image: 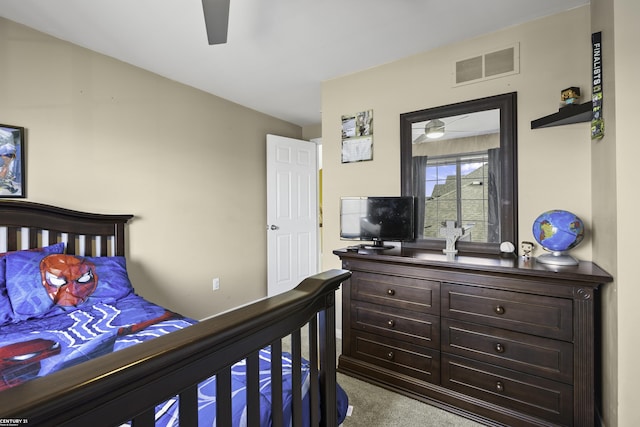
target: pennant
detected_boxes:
[591,32,604,139]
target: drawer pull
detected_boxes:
[387,319,395,328]
[387,289,395,296]
[496,381,505,392]
[386,351,394,360]
[495,343,505,353]
[494,305,505,315]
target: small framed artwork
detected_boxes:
[0,124,25,197]
[341,110,373,163]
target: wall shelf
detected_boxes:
[531,101,593,129]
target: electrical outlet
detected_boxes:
[212,277,220,291]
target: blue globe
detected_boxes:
[532,210,585,253]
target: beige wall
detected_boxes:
[591,0,619,425]
[322,7,594,268]
[302,123,322,141]
[321,4,639,426]
[0,18,302,320]
[322,8,593,267]
[610,1,640,426]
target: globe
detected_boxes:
[532,210,585,265]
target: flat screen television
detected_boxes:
[340,196,415,249]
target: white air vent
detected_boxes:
[454,43,519,86]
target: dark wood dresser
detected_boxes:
[334,247,613,427]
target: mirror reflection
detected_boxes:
[412,109,500,242]
[400,93,517,254]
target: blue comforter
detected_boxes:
[0,293,348,426]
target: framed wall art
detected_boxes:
[0,124,25,197]
[341,109,373,163]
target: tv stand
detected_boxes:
[362,241,393,250]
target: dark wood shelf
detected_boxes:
[531,101,593,129]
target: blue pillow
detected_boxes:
[0,242,65,325]
[5,251,133,321]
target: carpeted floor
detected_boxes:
[337,371,484,427]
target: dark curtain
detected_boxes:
[412,156,428,239]
[487,148,500,243]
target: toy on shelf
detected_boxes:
[560,86,581,108]
[520,241,535,259]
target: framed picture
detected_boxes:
[0,124,25,197]
[341,110,373,163]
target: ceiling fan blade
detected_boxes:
[202,0,230,45]
[413,134,429,144]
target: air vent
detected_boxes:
[454,43,519,86]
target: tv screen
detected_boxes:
[340,196,415,249]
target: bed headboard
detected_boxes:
[0,200,133,256]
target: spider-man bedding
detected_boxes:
[0,245,348,425]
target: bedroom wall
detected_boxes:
[604,1,640,425]
[590,0,619,425]
[321,6,594,297]
[0,18,302,320]
[321,5,636,426]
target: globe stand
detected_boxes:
[536,251,579,266]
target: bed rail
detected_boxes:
[1,269,351,426]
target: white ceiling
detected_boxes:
[0,0,588,126]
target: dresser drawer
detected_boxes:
[442,318,573,383]
[352,331,440,384]
[352,271,440,315]
[442,283,573,340]
[442,354,573,426]
[353,300,440,349]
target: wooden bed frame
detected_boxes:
[0,200,351,426]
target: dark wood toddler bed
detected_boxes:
[0,200,351,426]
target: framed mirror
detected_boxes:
[400,92,518,254]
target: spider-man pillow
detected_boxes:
[5,251,134,321]
[0,243,65,325]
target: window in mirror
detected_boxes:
[400,93,517,254]
[422,152,492,241]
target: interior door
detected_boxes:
[266,134,318,297]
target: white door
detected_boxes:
[267,134,318,297]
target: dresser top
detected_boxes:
[333,246,613,285]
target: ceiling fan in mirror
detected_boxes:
[412,115,472,144]
[411,110,500,144]
[202,0,231,45]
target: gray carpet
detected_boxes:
[337,371,484,427]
